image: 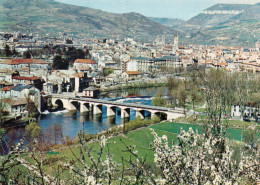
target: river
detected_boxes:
[5,87,168,144]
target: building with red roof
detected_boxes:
[74,59,97,70]
[12,75,44,91]
[0,86,14,99]
[0,59,49,70]
[121,71,142,81]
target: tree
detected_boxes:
[4,44,12,57]
[0,128,5,141]
[243,128,259,148]
[76,49,85,59]
[85,49,91,59]
[66,39,73,44]
[152,88,166,107]
[63,47,86,67]
[25,96,38,117]
[0,100,8,124]
[152,96,166,107]
[233,72,251,121]
[42,123,63,146]
[53,123,63,145]
[23,49,32,59]
[167,77,179,91]
[199,68,236,137]
[12,48,19,56]
[251,92,260,121]
[103,68,114,77]
[56,48,62,55]
[25,122,40,144]
[190,84,199,110]
[151,128,260,184]
[52,55,69,70]
[176,84,187,115]
[0,139,28,184]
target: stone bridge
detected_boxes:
[51,95,184,121]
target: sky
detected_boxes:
[56,0,260,20]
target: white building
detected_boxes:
[231,105,260,122]
[74,59,98,70]
[127,60,138,71]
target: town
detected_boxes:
[1,0,260,183]
[0,18,260,185]
[0,31,259,125]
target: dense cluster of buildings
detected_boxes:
[0,31,259,122]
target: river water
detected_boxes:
[5,87,168,144]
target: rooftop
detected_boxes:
[12,84,34,92]
[75,59,97,64]
[83,86,98,91]
[125,71,141,75]
[1,59,48,65]
[12,76,41,81]
[0,86,14,91]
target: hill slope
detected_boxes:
[149,17,184,28]
[181,4,251,33]
[0,0,179,41]
[181,3,260,47]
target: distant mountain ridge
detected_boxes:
[181,4,251,33]
[148,17,184,28]
[0,0,179,41]
[0,0,259,47]
[178,3,260,47]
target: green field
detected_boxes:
[151,122,260,141]
[56,127,178,165]
[18,121,260,180]
[50,121,260,165]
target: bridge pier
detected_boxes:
[151,112,156,119]
[136,110,145,119]
[93,104,102,115]
[80,103,90,113]
[67,101,77,111]
[121,108,130,118]
[107,106,116,117]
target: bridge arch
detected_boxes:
[136,109,152,119]
[154,112,168,120]
[53,99,64,110]
[70,101,80,110]
[122,108,131,117]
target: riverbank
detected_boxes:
[25,121,260,178]
[1,117,36,129]
[100,81,166,92]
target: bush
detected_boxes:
[124,116,160,133]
